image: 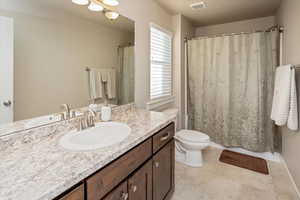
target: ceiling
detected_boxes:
[0,0,135,32]
[155,0,281,26]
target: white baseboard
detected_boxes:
[279,155,300,198]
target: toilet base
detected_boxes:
[175,147,204,167]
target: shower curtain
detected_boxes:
[118,46,135,105]
[187,31,279,152]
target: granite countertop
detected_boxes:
[0,108,177,200]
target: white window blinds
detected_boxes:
[150,25,172,100]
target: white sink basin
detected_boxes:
[59,122,131,151]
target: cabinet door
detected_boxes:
[153,141,174,200]
[59,184,84,200]
[87,139,152,200]
[102,181,128,200]
[128,159,152,200]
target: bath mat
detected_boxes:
[219,150,269,175]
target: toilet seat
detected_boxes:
[176,130,210,143]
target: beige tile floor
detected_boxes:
[170,147,300,200]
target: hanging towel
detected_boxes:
[88,68,116,100]
[89,69,103,99]
[287,68,298,130]
[271,65,298,130]
[97,71,104,98]
[107,69,116,99]
[100,69,116,99]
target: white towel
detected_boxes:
[107,69,116,99]
[271,65,298,130]
[99,69,116,99]
[89,69,103,99]
[287,68,298,130]
[97,71,104,98]
[89,68,116,100]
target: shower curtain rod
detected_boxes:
[184,25,284,42]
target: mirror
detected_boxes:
[0,0,135,132]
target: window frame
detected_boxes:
[148,23,174,110]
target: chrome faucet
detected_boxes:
[86,109,97,128]
[78,109,97,131]
[61,104,73,120]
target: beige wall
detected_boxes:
[173,14,195,129]
[118,0,173,108]
[277,0,300,191]
[195,16,276,36]
[0,11,133,120]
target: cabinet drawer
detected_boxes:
[87,139,152,200]
[153,123,175,153]
[58,184,84,200]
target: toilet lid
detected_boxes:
[176,130,210,143]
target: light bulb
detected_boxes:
[72,0,89,5]
[105,11,119,20]
[103,0,119,6]
[88,2,104,11]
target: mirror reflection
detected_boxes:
[0,0,135,126]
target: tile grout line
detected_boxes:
[279,154,300,199]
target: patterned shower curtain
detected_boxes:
[187,31,279,152]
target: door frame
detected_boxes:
[0,16,14,124]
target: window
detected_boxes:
[150,24,172,101]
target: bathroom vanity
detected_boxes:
[0,106,176,200]
[56,123,175,200]
[56,122,175,200]
[0,2,176,200]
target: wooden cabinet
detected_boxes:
[128,159,152,200]
[102,181,128,200]
[153,141,174,200]
[87,139,152,200]
[58,184,84,200]
[103,159,153,200]
[56,123,175,200]
[153,123,175,153]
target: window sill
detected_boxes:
[146,96,175,110]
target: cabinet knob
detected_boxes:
[121,192,128,200]
[154,161,159,168]
[131,185,137,193]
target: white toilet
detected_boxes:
[174,129,210,167]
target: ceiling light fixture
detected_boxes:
[88,2,104,11]
[103,0,119,6]
[105,11,119,20]
[72,0,89,5]
[190,1,207,10]
[72,0,120,20]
